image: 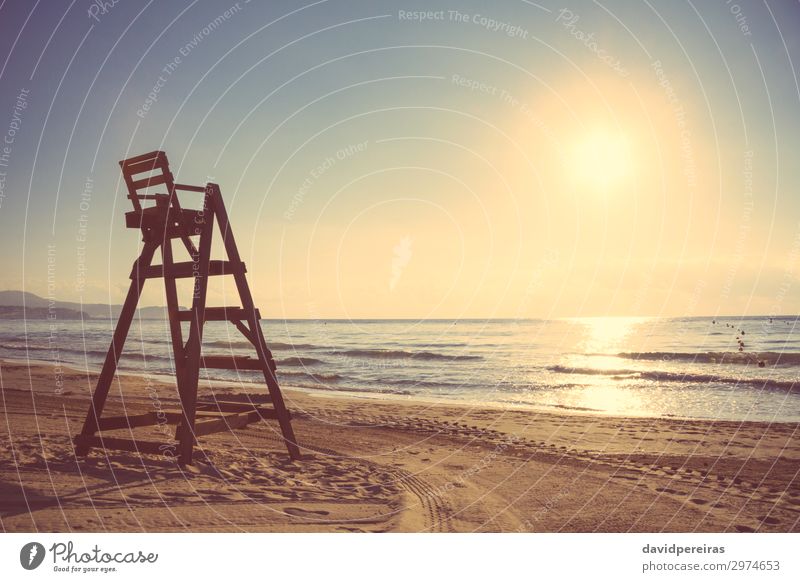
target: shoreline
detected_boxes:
[4,357,795,426]
[1,358,798,532]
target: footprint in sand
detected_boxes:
[615,475,639,482]
[689,498,708,505]
[759,515,781,525]
[734,524,755,532]
[284,507,330,517]
[655,487,679,494]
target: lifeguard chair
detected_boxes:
[74,150,300,465]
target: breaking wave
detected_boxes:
[548,365,797,392]
[332,348,481,361]
[617,351,800,366]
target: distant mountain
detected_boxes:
[0,305,90,320]
[0,290,180,319]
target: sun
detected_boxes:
[569,130,633,191]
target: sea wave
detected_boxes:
[410,342,469,348]
[382,377,479,390]
[286,382,414,396]
[617,351,800,366]
[0,342,176,363]
[277,356,324,367]
[548,365,797,392]
[206,340,253,349]
[268,341,322,350]
[206,340,322,351]
[0,342,46,352]
[278,370,342,383]
[332,348,481,361]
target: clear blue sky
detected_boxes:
[0,0,798,318]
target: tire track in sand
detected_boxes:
[236,429,454,532]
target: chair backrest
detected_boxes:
[119,150,175,212]
[119,151,203,256]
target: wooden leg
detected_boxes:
[161,221,186,377]
[175,191,214,465]
[75,241,158,455]
[160,235,186,450]
[252,316,302,459]
[209,186,301,460]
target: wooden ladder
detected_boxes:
[74,150,300,465]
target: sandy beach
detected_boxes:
[1,359,798,533]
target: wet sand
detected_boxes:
[1,359,798,532]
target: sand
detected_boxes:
[1,359,798,532]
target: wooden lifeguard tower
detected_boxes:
[74,150,300,465]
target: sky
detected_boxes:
[0,0,798,319]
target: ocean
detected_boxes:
[1,315,798,422]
